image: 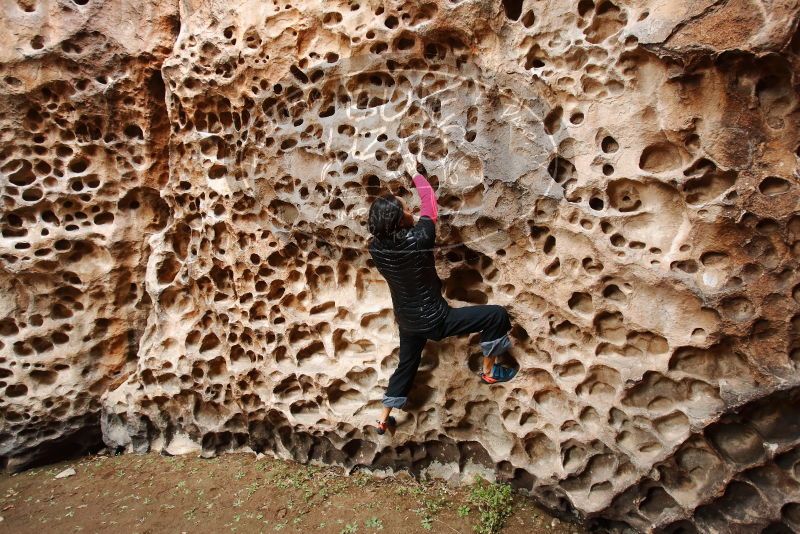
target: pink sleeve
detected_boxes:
[412,174,438,222]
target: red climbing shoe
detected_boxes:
[480,364,517,384]
[376,415,396,435]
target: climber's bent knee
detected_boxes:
[478,306,511,348]
[493,306,511,331]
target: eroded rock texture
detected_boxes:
[3,0,800,530]
[0,0,178,468]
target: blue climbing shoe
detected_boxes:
[480,363,517,384]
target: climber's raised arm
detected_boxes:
[412,173,438,223]
[402,152,438,223]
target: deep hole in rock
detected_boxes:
[502,0,523,21]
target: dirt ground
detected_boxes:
[0,451,583,534]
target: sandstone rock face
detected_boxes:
[0,0,178,467]
[3,0,800,530]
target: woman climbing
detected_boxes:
[367,155,517,435]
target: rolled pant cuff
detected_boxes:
[480,334,511,357]
[382,395,407,408]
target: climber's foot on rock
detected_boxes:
[480,363,517,384]
[376,415,396,435]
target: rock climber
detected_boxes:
[367,155,518,435]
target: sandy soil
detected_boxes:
[0,452,583,534]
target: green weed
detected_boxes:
[468,477,514,534]
[409,482,449,532]
[364,516,383,530]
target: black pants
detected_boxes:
[382,304,512,409]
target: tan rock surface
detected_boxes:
[0,0,178,468]
[3,0,800,530]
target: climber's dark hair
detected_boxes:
[368,194,404,238]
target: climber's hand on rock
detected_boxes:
[401,152,418,178]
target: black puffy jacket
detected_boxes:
[368,216,449,333]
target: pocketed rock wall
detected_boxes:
[3,0,800,530]
[0,0,178,469]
